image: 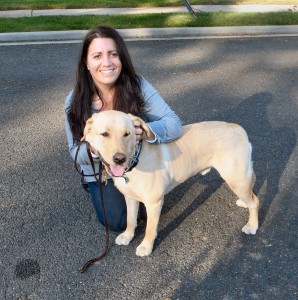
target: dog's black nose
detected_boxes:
[113,153,126,165]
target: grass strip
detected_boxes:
[0,1,296,10]
[0,12,297,33]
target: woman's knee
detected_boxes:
[88,180,127,232]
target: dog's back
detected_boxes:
[133,121,251,195]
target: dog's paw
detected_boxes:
[236,199,248,208]
[136,241,153,257]
[115,232,134,246]
[242,223,258,235]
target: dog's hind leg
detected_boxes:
[234,189,259,235]
[216,154,259,235]
[115,198,139,246]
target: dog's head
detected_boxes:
[81,110,150,177]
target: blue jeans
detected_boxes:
[88,179,127,232]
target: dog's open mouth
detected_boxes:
[109,164,126,177]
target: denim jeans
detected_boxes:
[88,179,127,232]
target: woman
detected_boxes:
[65,26,182,232]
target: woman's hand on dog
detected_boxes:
[134,120,143,142]
[133,120,155,142]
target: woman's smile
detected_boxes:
[86,37,122,89]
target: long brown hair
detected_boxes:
[67,26,145,142]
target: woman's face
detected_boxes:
[86,37,122,91]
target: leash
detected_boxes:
[73,140,142,273]
[74,141,110,273]
[74,141,104,182]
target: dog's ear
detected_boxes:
[81,117,94,141]
[128,114,152,139]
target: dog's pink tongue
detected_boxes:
[110,165,125,177]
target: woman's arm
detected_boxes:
[140,76,183,144]
[65,91,96,165]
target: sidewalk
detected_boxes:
[0,5,297,18]
[0,5,298,43]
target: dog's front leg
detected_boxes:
[136,198,163,257]
[115,198,139,246]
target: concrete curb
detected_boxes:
[1,26,298,43]
[0,5,297,18]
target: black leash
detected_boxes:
[74,141,110,273]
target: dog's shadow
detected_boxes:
[152,92,296,249]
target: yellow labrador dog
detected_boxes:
[82,110,259,257]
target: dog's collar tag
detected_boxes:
[119,176,128,185]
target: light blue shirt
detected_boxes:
[65,76,183,182]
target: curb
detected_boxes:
[1,26,298,43]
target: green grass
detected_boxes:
[0,12,297,33]
[0,1,297,33]
[0,0,296,10]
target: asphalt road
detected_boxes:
[1,36,297,300]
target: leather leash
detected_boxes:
[74,141,110,273]
[73,140,142,273]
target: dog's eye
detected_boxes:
[124,132,130,137]
[101,132,109,137]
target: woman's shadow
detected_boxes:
[153,92,296,247]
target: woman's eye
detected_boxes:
[110,52,118,58]
[101,132,109,137]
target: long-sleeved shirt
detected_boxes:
[65,76,183,182]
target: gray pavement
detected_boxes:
[0,5,298,43]
[1,34,297,300]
